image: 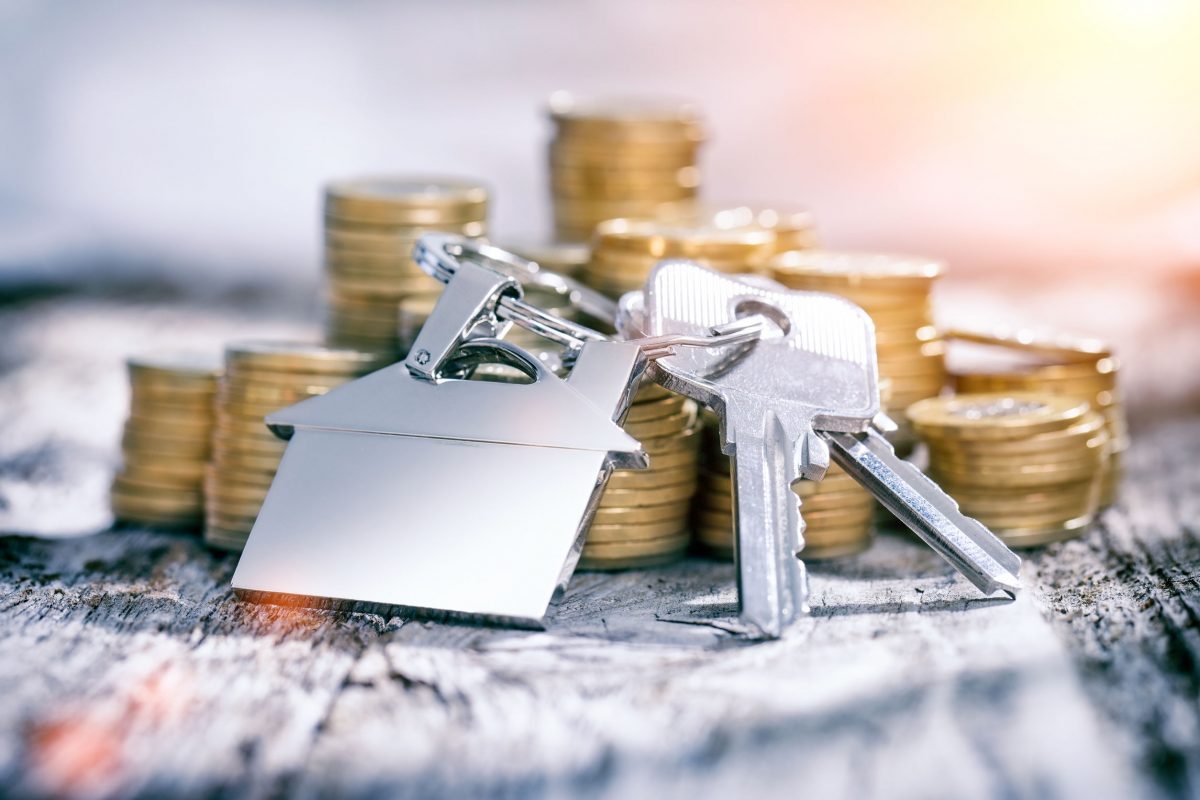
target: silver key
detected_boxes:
[631,262,882,636]
[632,261,1021,637]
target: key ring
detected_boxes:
[413,233,765,354]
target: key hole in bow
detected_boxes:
[733,299,791,339]
[439,340,539,385]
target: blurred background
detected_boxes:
[3,0,1200,287]
[1,0,1199,421]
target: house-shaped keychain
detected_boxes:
[231,260,651,628]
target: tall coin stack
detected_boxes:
[583,219,777,298]
[204,342,390,552]
[323,177,489,355]
[112,355,222,529]
[769,251,946,449]
[945,329,1127,506]
[692,412,876,560]
[908,393,1110,547]
[578,384,701,570]
[547,93,704,242]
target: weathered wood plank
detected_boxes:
[0,292,1195,799]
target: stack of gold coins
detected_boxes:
[692,413,876,560]
[578,384,701,570]
[111,354,222,529]
[945,329,1128,505]
[323,177,489,355]
[708,205,819,253]
[547,93,704,241]
[908,393,1110,546]
[583,218,777,298]
[769,251,945,449]
[204,342,391,552]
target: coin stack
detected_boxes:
[204,342,391,552]
[111,355,222,529]
[908,393,1110,547]
[708,205,819,253]
[578,384,701,570]
[547,93,705,241]
[945,329,1128,506]
[323,177,489,355]
[583,218,778,298]
[692,413,876,560]
[770,251,945,449]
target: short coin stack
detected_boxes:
[111,354,222,529]
[579,384,701,570]
[945,329,1127,506]
[908,393,1110,547]
[205,342,391,552]
[324,177,489,355]
[583,219,778,299]
[770,251,945,450]
[547,93,705,241]
[692,414,876,560]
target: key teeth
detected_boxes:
[800,431,829,481]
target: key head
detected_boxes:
[640,260,881,438]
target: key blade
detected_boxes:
[824,429,1022,597]
[731,408,810,638]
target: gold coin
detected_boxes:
[204,472,269,503]
[641,425,701,455]
[205,510,259,533]
[220,367,360,390]
[586,519,688,543]
[121,434,211,460]
[592,501,690,526]
[623,407,696,439]
[606,466,696,491]
[706,205,816,253]
[908,393,1090,441]
[973,503,1097,530]
[805,537,873,561]
[993,514,1094,547]
[206,464,276,489]
[206,494,267,520]
[128,391,216,416]
[218,379,324,408]
[111,475,202,505]
[119,453,207,481]
[203,526,248,552]
[117,462,204,489]
[211,431,286,458]
[929,442,1107,473]
[929,411,1106,457]
[111,488,203,516]
[211,446,282,473]
[956,489,1098,519]
[944,328,1112,364]
[769,250,941,291]
[581,531,691,559]
[127,352,222,387]
[598,482,696,507]
[803,504,876,527]
[645,449,700,470]
[125,410,213,434]
[623,395,688,423]
[593,218,774,261]
[225,341,390,376]
[324,177,488,225]
[931,460,1101,490]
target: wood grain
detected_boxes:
[0,293,1196,799]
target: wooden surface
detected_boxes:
[0,290,1198,799]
